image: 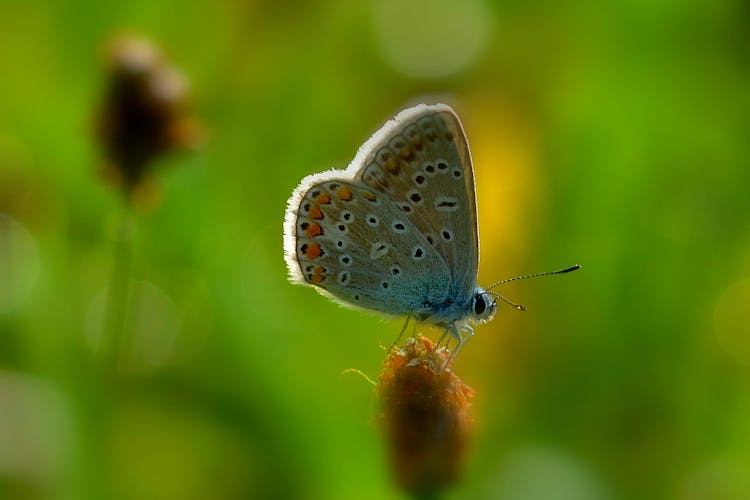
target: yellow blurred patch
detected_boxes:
[464,96,541,279]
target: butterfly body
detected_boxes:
[283,104,497,348]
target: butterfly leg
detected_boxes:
[436,327,452,348]
[388,313,414,353]
[444,324,474,369]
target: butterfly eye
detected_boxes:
[473,295,486,316]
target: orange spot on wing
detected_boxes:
[316,193,331,204]
[399,148,414,162]
[337,186,353,201]
[385,159,400,174]
[304,242,322,259]
[311,266,326,283]
[305,223,323,237]
[309,204,324,219]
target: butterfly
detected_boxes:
[283,103,577,355]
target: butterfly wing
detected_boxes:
[284,175,452,317]
[355,104,479,305]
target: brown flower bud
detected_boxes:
[377,336,474,497]
[96,35,199,197]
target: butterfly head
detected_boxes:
[470,288,498,324]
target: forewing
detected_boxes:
[355,104,479,302]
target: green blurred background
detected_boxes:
[1,1,749,499]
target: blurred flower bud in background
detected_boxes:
[96,34,200,202]
[377,336,474,497]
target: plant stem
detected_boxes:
[102,203,135,372]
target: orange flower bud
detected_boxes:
[377,336,474,496]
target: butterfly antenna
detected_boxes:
[486,264,581,291]
[486,291,527,311]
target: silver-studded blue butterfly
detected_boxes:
[283,104,577,354]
